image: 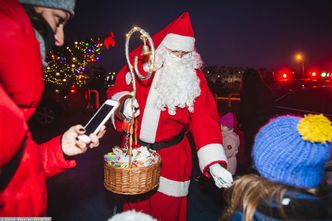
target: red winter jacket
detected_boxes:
[0,0,76,216]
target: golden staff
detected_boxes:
[124,27,155,166]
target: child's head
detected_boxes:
[220,112,234,131]
[253,114,332,189]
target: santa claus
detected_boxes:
[107,12,233,221]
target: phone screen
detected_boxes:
[85,103,115,134]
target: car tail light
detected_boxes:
[307,69,319,79]
[276,68,292,81]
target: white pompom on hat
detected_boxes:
[108,210,157,221]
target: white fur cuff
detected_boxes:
[197,144,228,173]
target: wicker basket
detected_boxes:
[104,116,161,195]
[104,155,161,195]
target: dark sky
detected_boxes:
[65,0,332,73]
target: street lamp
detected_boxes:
[294,53,305,75]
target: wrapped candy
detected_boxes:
[105,146,160,168]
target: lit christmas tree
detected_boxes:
[44,32,115,92]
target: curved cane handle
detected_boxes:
[125,26,155,95]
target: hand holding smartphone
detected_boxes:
[78,99,119,143]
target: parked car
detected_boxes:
[273,86,332,119]
[29,84,88,126]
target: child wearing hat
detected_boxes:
[221,114,332,221]
[220,112,240,175]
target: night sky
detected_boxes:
[65,0,332,73]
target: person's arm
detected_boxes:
[39,135,76,178]
[106,66,135,131]
[189,70,226,172]
[189,70,233,188]
[40,125,106,178]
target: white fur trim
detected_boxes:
[125,72,132,85]
[157,176,190,197]
[108,210,157,221]
[162,33,195,52]
[110,91,131,128]
[197,144,228,173]
[111,91,132,102]
[139,73,161,143]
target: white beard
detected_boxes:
[153,48,202,115]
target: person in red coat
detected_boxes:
[107,12,233,221]
[0,0,105,216]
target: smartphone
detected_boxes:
[78,99,119,143]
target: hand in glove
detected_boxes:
[123,98,140,119]
[209,164,233,188]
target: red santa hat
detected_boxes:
[130,12,195,59]
[154,12,195,52]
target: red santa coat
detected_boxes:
[107,65,227,221]
[0,1,76,216]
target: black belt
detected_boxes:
[138,128,187,150]
[0,135,26,191]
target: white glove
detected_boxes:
[209,164,233,188]
[123,98,140,119]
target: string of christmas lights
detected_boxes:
[44,37,105,89]
[43,32,115,95]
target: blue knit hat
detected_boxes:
[19,0,75,15]
[253,114,332,188]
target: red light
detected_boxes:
[307,69,319,79]
[276,68,291,81]
[68,85,78,95]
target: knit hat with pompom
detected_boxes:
[253,114,332,188]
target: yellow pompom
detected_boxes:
[297,114,332,143]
